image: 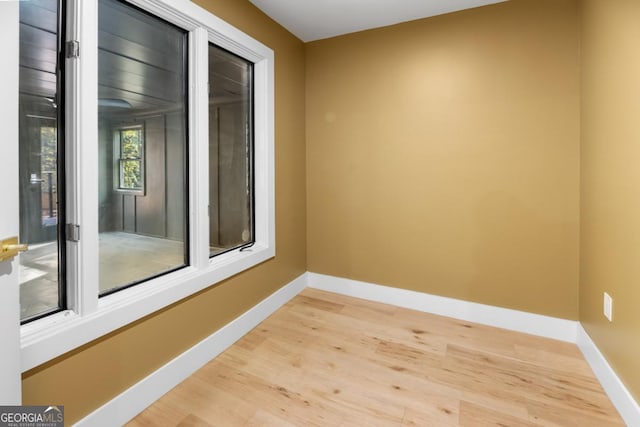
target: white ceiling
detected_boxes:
[248,0,508,42]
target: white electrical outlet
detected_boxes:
[603,292,613,322]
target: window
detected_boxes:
[116,126,144,193]
[98,0,189,295]
[19,0,275,372]
[18,0,64,323]
[209,45,254,256]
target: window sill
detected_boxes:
[114,188,146,197]
[20,243,274,372]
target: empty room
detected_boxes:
[0,0,639,425]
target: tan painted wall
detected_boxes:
[581,0,640,402]
[20,1,306,423]
[306,0,581,319]
[26,0,640,422]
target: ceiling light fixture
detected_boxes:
[98,98,132,108]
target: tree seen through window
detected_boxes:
[119,127,143,191]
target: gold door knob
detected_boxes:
[0,236,28,262]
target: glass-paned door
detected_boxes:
[0,0,24,403]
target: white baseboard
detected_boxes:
[75,273,309,427]
[577,324,640,426]
[307,272,578,342]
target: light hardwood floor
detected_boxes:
[127,289,624,426]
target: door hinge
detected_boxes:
[66,224,80,242]
[66,40,80,59]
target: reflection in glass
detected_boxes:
[117,127,144,191]
[18,0,63,321]
[98,0,188,295]
[209,45,254,257]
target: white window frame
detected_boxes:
[20,0,275,372]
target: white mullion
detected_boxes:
[189,28,210,269]
[252,55,275,251]
[71,0,99,314]
[64,0,81,313]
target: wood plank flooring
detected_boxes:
[127,289,624,426]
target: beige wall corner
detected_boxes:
[306,0,580,319]
[20,0,307,424]
[580,0,640,404]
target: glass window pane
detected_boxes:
[98,0,188,295]
[121,128,142,158]
[209,45,254,257]
[19,0,63,322]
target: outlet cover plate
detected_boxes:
[604,292,613,322]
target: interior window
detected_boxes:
[97,0,188,295]
[209,44,254,257]
[116,126,145,193]
[18,0,64,322]
[17,0,275,366]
